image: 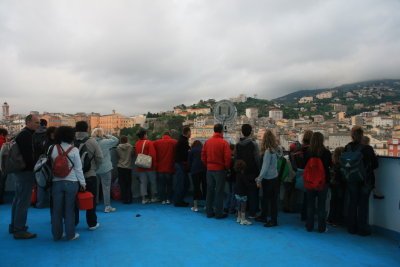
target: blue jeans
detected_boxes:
[158,172,173,201]
[51,180,79,240]
[10,171,35,233]
[36,186,49,208]
[224,181,237,211]
[174,163,189,203]
[206,170,226,217]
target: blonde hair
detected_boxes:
[91,128,104,138]
[261,130,278,154]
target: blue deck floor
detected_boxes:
[1,200,399,267]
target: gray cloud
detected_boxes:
[1,0,400,115]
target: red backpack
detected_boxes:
[303,157,325,190]
[52,144,74,178]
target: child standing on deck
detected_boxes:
[235,160,252,225]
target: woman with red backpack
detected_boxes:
[51,126,86,241]
[303,132,332,233]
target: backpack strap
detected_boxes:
[141,140,147,154]
[57,144,75,168]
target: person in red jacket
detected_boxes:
[0,128,9,204]
[135,130,158,204]
[201,124,232,219]
[154,132,177,204]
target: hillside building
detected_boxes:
[298,97,313,104]
[388,138,400,157]
[269,109,283,121]
[246,107,258,119]
[316,91,333,99]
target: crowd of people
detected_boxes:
[0,115,380,241]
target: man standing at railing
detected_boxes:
[9,115,40,239]
[202,123,232,219]
[345,126,376,236]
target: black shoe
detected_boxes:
[207,213,215,218]
[348,229,357,235]
[357,230,371,236]
[373,194,384,200]
[174,202,189,207]
[255,216,267,223]
[215,214,228,219]
[264,221,278,227]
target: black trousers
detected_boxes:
[191,172,207,201]
[247,183,259,217]
[306,187,328,232]
[328,184,345,224]
[118,167,132,203]
[283,181,296,212]
[347,182,373,234]
[75,176,98,227]
[261,178,280,223]
[0,172,7,203]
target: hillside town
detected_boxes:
[2,81,400,157]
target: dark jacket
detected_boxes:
[188,146,206,175]
[344,142,377,185]
[175,135,190,164]
[304,147,332,183]
[16,127,35,171]
[234,137,260,177]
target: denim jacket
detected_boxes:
[257,150,280,184]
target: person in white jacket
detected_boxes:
[51,126,86,241]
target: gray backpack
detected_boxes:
[0,131,27,174]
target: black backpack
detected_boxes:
[74,137,93,173]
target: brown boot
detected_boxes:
[13,232,37,239]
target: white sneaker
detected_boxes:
[142,199,149,204]
[88,223,100,231]
[151,197,160,203]
[69,233,80,241]
[104,206,116,213]
[161,201,166,205]
[191,207,199,212]
[166,200,171,204]
[236,217,241,223]
[240,219,253,225]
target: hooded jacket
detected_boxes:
[235,137,261,177]
[95,135,119,175]
[154,135,177,173]
[116,143,133,169]
[75,132,104,178]
[201,133,231,171]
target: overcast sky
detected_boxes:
[1,0,400,116]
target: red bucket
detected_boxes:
[77,191,94,210]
